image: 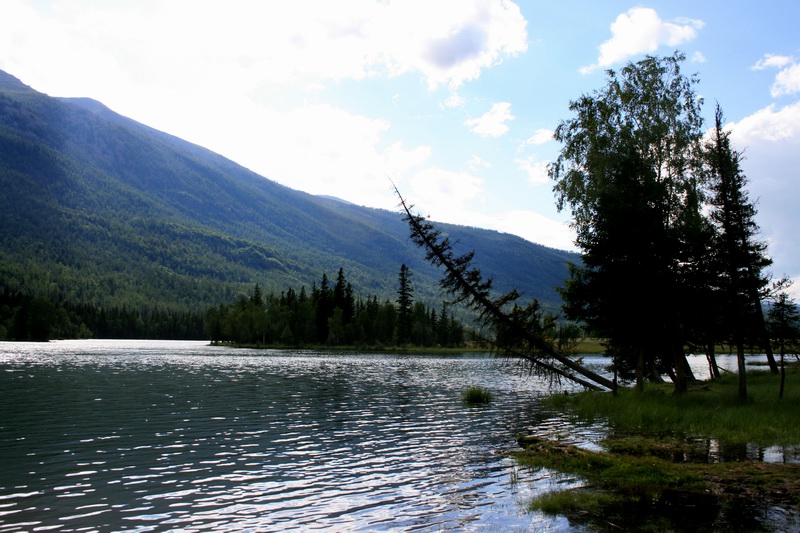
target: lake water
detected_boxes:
[1,340,609,532]
[0,340,796,532]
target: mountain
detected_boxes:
[0,70,578,313]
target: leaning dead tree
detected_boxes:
[395,185,615,391]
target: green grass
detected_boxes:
[571,337,607,354]
[462,385,492,405]
[546,365,800,446]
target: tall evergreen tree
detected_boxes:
[333,269,348,318]
[314,274,332,344]
[396,264,414,345]
[251,284,264,307]
[705,104,777,398]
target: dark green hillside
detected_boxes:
[0,69,577,315]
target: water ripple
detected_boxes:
[0,340,607,531]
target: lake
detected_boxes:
[0,340,795,532]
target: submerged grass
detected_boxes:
[462,385,492,405]
[519,437,800,514]
[531,488,624,516]
[517,437,705,497]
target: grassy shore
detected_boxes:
[515,364,800,529]
[570,337,777,356]
[571,337,607,354]
[547,365,800,444]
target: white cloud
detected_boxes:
[385,141,433,174]
[467,155,492,171]
[200,102,433,211]
[465,102,514,137]
[772,63,800,97]
[524,128,553,145]
[491,210,576,250]
[752,53,795,71]
[516,156,550,185]
[403,166,575,250]
[581,7,704,74]
[408,167,485,221]
[403,167,575,250]
[442,91,466,109]
[691,51,707,64]
[729,102,800,143]
[0,0,527,101]
[727,102,800,290]
[749,54,800,98]
[360,0,528,90]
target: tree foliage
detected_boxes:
[204,268,465,348]
[549,53,774,395]
[704,105,777,397]
[396,264,414,345]
[0,286,205,341]
[549,53,706,392]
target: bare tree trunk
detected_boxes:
[612,352,618,396]
[648,359,665,383]
[750,287,779,374]
[636,348,645,392]
[737,340,747,400]
[707,340,721,380]
[779,344,786,400]
[674,345,688,395]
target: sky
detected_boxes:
[2,1,800,291]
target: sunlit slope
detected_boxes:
[0,70,577,310]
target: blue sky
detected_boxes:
[2,1,800,290]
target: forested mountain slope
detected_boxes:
[0,70,577,312]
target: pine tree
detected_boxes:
[705,104,776,398]
[396,264,414,345]
[251,284,263,307]
[314,274,332,344]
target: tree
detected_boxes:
[705,104,777,401]
[673,181,723,380]
[549,52,704,393]
[333,268,355,325]
[396,264,414,345]
[394,184,615,391]
[437,302,450,347]
[376,299,397,345]
[767,284,800,399]
[251,284,264,307]
[313,274,332,344]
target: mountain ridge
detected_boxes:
[0,69,577,313]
